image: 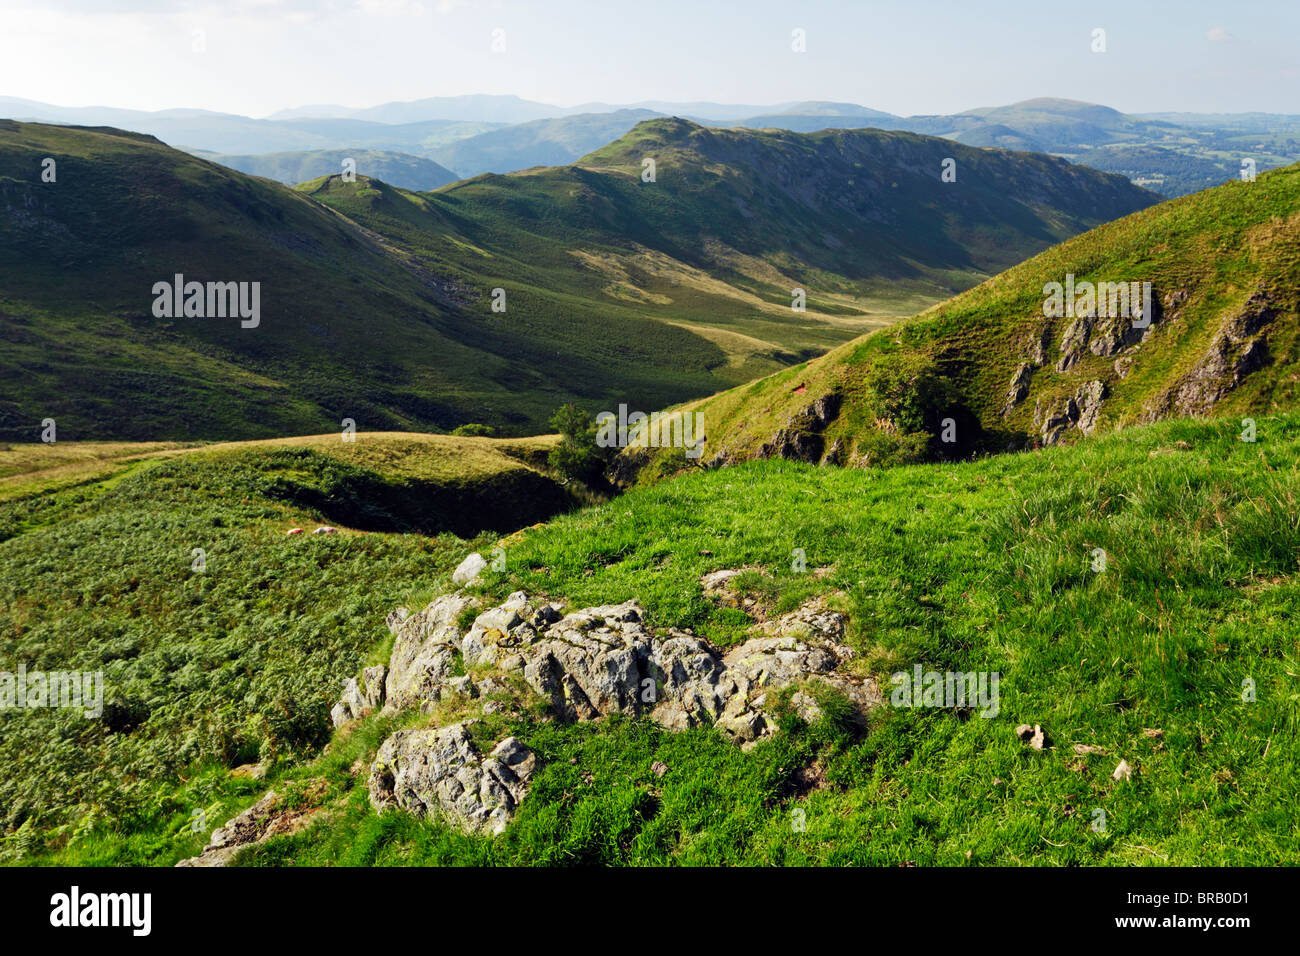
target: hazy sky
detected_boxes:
[1,0,1296,117]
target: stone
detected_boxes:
[368,723,536,835]
[176,790,322,866]
[1002,362,1034,416]
[452,552,488,585]
[360,581,886,832]
[383,594,477,712]
[1016,723,1048,749]
[1040,381,1107,445]
[1074,380,1107,435]
[1143,289,1275,421]
[330,664,387,727]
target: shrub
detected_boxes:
[546,404,609,484]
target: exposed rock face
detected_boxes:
[755,392,842,464]
[1144,291,1276,420]
[1074,379,1108,434]
[821,436,846,466]
[1041,380,1108,445]
[176,789,322,867]
[1055,314,1095,373]
[757,427,823,463]
[1025,327,1050,367]
[384,593,478,712]
[1002,362,1034,416]
[369,724,536,835]
[449,591,872,737]
[1087,314,1145,358]
[330,665,387,727]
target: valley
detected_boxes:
[2,71,1298,875]
[0,117,1154,442]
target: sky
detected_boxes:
[0,0,1296,118]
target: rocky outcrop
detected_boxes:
[1074,379,1108,434]
[755,392,842,464]
[368,724,536,835]
[1041,380,1108,446]
[756,428,823,463]
[383,593,478,712]
[1087,314,1145,358]
[1144,290,1276,420]
[1055,314,1095,373]
[176,789,323,867]
[351,584,879,833]
[1002,362,1034,416]
[1025,327,1050,367]
[821,436,846,466]
[330,665,387,727]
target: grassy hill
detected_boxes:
[430,109,661,177]
[9,410,1298,865]
[193,148,460,192]
[620,159,1300,482]
[0,429,574,860]
[305,117,1154,374]
[0,118,1155,442]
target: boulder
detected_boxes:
[368,723,536,835]
[384,594,477,712]
[361,587,883,830]
[452,552,488,585]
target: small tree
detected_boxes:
[547,404,607,484]
[451,423,497,437]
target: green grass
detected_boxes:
[0,432,580,864]
[0,118,1153,442]
[632,158,1300,478]
[20,410,1293,866]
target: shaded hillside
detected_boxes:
[0,119,1155,441]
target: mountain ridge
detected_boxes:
[0,117,1157,441]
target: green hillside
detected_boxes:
[430,109,661,176]
[193,148,460,192]
[621,159,1300,481]
[0,118,1155,442]
[8,411,1297,865]
[0,429,571,858]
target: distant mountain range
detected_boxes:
[0,117,1155,441]
[5,94,1298,196]
[192,148,459,192]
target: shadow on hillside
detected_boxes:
[253,451,576,537]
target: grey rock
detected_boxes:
[452,552,488,585]
[177,791,308,867]
[1040,381,1107,445]
[1002,362,1034,416]
[1026,327,1050,366]
[1075,380,1107,435]
[384,594,477,711]
[1144,291,1276,420]
[330,664,388,727]
[369,723,536,834]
